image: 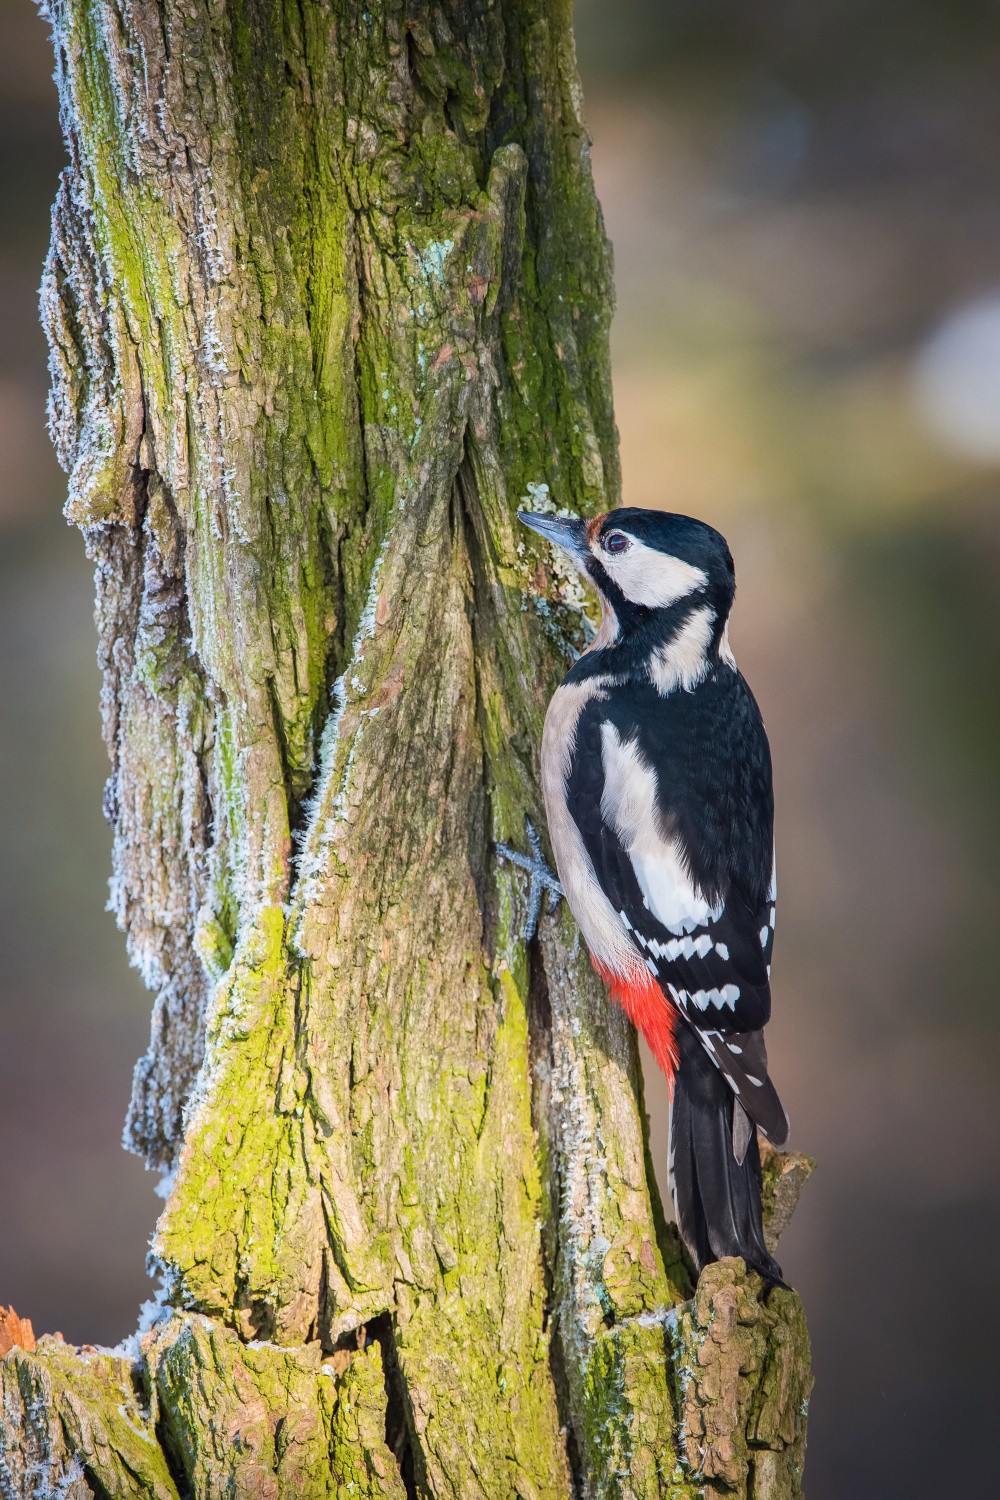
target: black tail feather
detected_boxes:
[671,1020,785,1287]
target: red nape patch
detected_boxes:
[592,957,679,1090]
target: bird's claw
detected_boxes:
[496,817,564,941]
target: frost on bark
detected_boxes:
[2,1,813,1495]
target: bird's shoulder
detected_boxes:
[565,661,772,908]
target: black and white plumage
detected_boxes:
[519,505,789,1285]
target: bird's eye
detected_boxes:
[603,531,630,555]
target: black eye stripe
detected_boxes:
[603,531,629,554]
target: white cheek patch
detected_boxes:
[594,535,708,609]
[599,722,723,935]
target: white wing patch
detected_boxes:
[599,722,724,936]
[593,535,708,610]
[629,930,717,961]
[687,985,740,1012]
[665,980,740,1016]
[647,606,716,696]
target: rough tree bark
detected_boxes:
[1,2,813,1496]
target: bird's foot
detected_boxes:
[496,817,563,941]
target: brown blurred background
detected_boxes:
[2,1,999,1494]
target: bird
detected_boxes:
[514,505,789,1286]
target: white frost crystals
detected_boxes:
[175,530,394,1142]
[290,534,393,933]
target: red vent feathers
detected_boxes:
[591,958,679,1088]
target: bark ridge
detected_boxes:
[4,1,812,1495]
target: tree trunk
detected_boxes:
[1,2,813,1496]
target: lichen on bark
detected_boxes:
[4,1,813,1494]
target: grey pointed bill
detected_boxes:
[517,510,589,560]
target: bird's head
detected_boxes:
[518,507,736,661]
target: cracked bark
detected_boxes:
[1,2,813,1495]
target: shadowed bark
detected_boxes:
[1,2,812,1495]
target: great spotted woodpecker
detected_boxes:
[516,506,789,1285]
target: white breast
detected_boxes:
[541,679,643,980]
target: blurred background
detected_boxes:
[1,1,999,1494]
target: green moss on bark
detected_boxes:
[0,1339,181,1499]
[25,1,813,1494]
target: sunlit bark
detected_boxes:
[0,3,812,1495]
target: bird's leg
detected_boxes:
[496,817,564,941]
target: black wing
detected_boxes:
[566,669,789,1146]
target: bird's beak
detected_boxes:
[517,511,589,561]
